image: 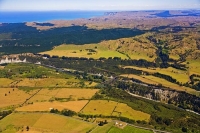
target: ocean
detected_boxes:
[0,11,105,23]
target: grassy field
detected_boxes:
[81,100,150,121]
[16,100,89,112]
[0,112,96,133]
[123,66,189,84]
[17,78,96,88]
[41,44,128,59]
[40,36,157,61]
[188,59,200,75]
[0,88,31,108]
[108,125,153,133]
[91,121,114,133]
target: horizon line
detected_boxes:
[1,9,200,12]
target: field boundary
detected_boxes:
[79,100,91,113]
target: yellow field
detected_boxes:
[27,88,99,103]
[16,78,95,88]
[143,75,196,93]
[121,74,196,94]
[0,88,31,108]
[120,74,159,85]
[16,100,89,112]
[114,103,150,121]
[27,94,52,103]
[81,100,118,116]
[0,78,14,87]
[0,113,95,133]
[123,66,189,84]
[55,88,99,100]
[81,100,150,121]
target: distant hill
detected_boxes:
[0,10,200,62]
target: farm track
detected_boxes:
[110,102,119,116]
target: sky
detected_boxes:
[0,0,200,11]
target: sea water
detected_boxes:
[0,11,105,23]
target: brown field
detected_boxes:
[81,100,150,121]
[0,113,95,133]
[0,88,31,108]
[114,103,150,121]
[27,88,99,103]
[16,100,89,112]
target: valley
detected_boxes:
[0,10,200,133]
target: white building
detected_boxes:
[0,57,26,64]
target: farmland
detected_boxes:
[0,78,13,87]
[0,88,32,108]
[143,75,195,93]
[26,88,99,102]
[81,100,118,116]
[0,112,96,133]
[91,121,114,133]
[81,100,150,121]
[123,66,189,84]
[15,100,89,112]
[113,103,150,121]
[120,74,196,94]
[108,125,153,133]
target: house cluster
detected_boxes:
[0,57,26,64]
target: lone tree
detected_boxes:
[182,127,187,132]
[26,126,29,131]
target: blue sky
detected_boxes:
[0,0,200,11]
